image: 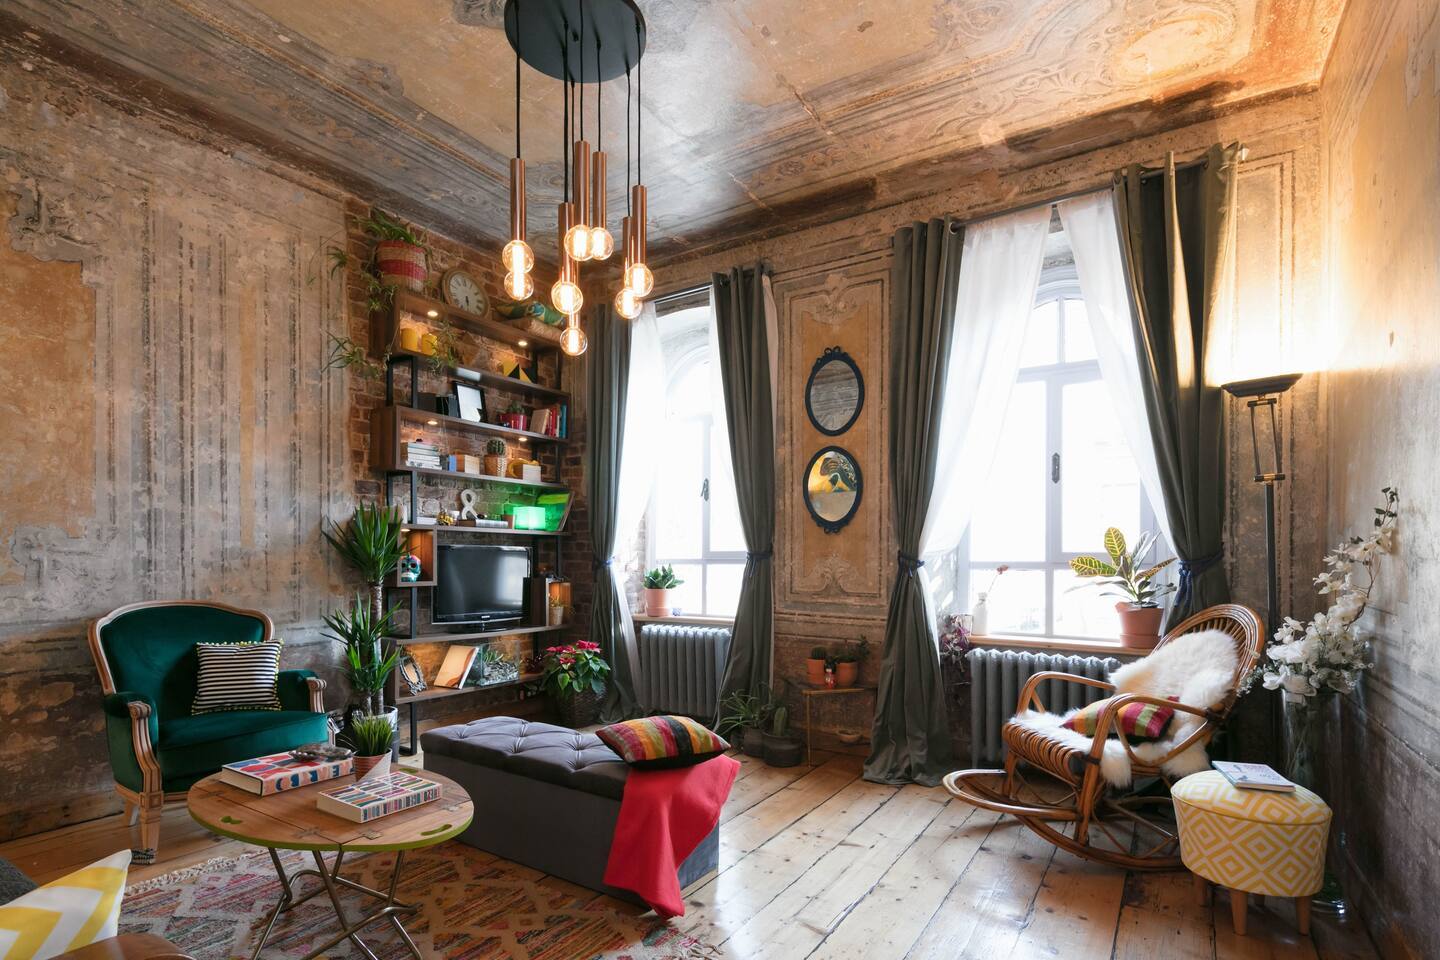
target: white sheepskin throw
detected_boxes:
[1011,629,1239,787]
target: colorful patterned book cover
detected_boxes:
[315,771,441,823]
[219,752,353,796]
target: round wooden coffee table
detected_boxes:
[187,766,472,960]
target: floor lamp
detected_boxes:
[1222,372,1346,913]
[1221,372,1301,643]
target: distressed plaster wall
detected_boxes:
[1320,0,1440,955]
[653,93,1330,752]
[0,48,589,839]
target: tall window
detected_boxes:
[645,303,746,617]
[927,227,1163,639]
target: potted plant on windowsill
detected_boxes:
[718,690,768,758]
[643,565,684,617]
[1069,527,1176,649]
[540,641,610,728]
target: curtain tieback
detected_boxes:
[897,551,926,573]
[748,548,774,561]
[1176,548,1223,609]
[593,557,614,571]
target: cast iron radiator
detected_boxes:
[638,623,732,719]
[966,648,1123,767]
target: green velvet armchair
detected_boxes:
[88,601,330,862]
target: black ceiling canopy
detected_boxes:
[504,0,647,83]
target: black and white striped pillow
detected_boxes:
[191,640,284,714]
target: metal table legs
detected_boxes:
[251,847,420,960]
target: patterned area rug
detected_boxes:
[121,846,711,959]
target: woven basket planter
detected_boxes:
[375,240,427,292]
[555,688,602,729]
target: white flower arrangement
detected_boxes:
[1247,487,1398,700]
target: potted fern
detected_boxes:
[643,565,684,617]
[1069,527,1175,648]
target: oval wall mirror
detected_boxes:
[805,347,864,436]
[803,446,863,534]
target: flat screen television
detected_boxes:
[433,544,530,626]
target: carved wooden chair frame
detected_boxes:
[88,600,326,862]
[944,603,1264,870]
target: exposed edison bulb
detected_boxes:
[504,270,534,300]
[626,261,655,298]
[559,324,588,356]
[563,224,594,262]
[502,239,534,273]
[614,285,642,320]
[551,278,584,315]
[590,227,615,261]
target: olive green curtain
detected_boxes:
[713,264,776,707]
[587,305,642,720]
[1113,143,1241,626]
[864,219,961,786]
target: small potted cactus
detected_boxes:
[805,646,828,686]
[484,437,509,477]
[762,687,802,767]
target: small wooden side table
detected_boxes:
[187,767,473,960]
[800,684,877,765]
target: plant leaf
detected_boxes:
[1070,556,1117,577]
[1104,527,1127,563]
[1137,558,1176,580]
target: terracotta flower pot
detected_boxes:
[645,587,672,617]
[353,753,390,779]
[1116,602,1164,649]
[805,658,827,686]
[374,239,427,292]
[835,662,859,687]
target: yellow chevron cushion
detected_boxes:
[0,850,130,959]
[1172,771,1330,898]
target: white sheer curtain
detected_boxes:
[612,302,665,706]
[1057,192,1173,549]
[919,206,1052,570]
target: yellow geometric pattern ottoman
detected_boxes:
[1172,771,1331,936]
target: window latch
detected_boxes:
[1051,453,1061,484]
[701,478,710,501]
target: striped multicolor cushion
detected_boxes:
[596,716,730,769]
[0,849,129,959]
[1062,696,1175,742]
[191,640,283,715]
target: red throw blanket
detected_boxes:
[602,755,740,917]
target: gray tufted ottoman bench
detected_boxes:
[420,717,720,904]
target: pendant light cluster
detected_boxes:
[503,0,652,357]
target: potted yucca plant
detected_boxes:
[643,565,684,617]
[1069,527,1175,648]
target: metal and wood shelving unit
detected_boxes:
[369,288,573,753]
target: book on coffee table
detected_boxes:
[316,771,441,823]
[1212,761,1295,792]
[220,752,354,796]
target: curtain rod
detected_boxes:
[948,146,1247,233]
[650,282,710,308]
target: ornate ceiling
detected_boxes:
[1,0,1345,257]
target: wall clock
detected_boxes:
[441,268,490,316]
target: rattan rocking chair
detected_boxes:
[944,603,1264,870]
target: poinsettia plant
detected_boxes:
[539,640,611,698]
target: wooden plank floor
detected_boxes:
[0,747,1379,960]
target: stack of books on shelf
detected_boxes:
[446,453,481,475]
[527,403,568,438]
[404,440,443,469]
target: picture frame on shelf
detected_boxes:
[454,382,485,423]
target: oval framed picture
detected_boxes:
[803,446,863,534]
